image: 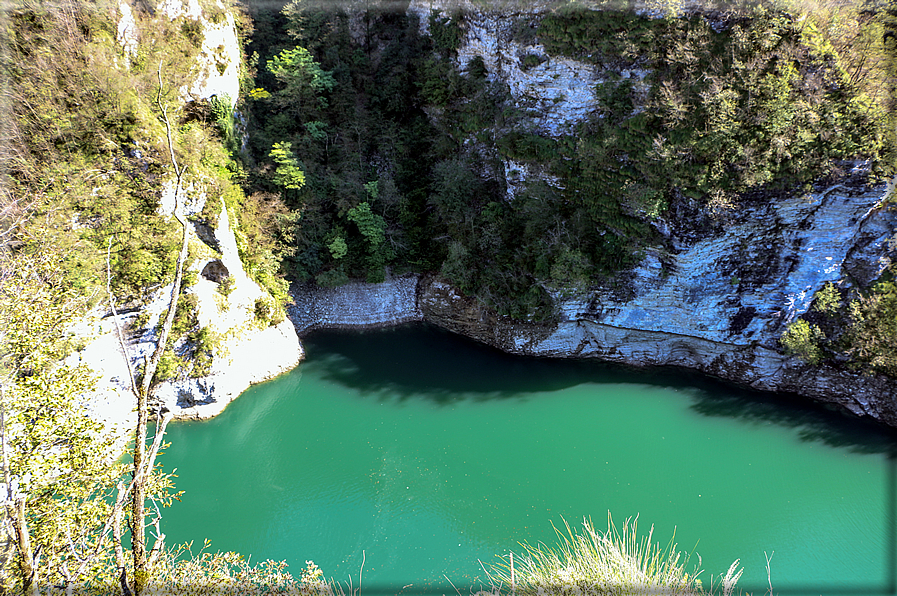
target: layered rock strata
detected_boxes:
[416,178,897,427]
[289,275,423,335]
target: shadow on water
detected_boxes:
[303,323,692,400]
[303,323,897,455]
[689,383,897,455]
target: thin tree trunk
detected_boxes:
[1,392,37,596]
[129,62,189,596]
[0,391,16,592]
[130,390,147,596]
[12,498,37,596]
[112,483,132,596]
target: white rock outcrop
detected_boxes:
[408,0,605,136]
[78,1,301,429]
[185,10,242,107]
[159,0,242,106]
[154,199,303,419]
[73,194,303,425]
[117,0,241,107]
[116,1,138,67]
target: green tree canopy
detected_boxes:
[270,142,307,191]
[267,46,335,117]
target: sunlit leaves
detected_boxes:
[269,142,306,191]
[781,319,825,364]
[266,46,334,115]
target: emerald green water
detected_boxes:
[162,324,896,593]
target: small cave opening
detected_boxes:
[201,259,230,284]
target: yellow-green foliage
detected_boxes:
[2,0,294,314]
[813,282,842,316]
[5,0,200,301]
[81,546,336,595]
[270,141,307,190]
[0,1,300,591]
[254,294,286,326]
[0,249,181,594]
[488,516,742,596]
[846,276,897,377]
[781,318,825,364]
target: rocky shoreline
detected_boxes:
[81,262,897,441]
[416,276,897,427]
[281,266,897,428]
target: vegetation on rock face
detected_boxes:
[0,0,309,592]
[777,264,897,375]
[243,0,895,324]
[846,275,897,376]
[781,318,825,364]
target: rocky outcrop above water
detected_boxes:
[418,276,897,426]
[151,199,304,420]
[72,198,304,424]
[289,275,423,335]
[416,177,897,426]
[75,0,302,426]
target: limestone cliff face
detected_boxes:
[408,0,608,137]
[417,176,897,425]
[74,0,302,427]
[151,199,303,419]
[395,1,897,425]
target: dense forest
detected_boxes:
[248,0,894,295]
[0,0,895,592]
[241,0,897,368]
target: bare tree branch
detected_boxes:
[107,237,138,399]
[126,61,190,596]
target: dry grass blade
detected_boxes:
[487,514,743,596]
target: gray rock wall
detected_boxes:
[416,274,897,427]
[557,179,896,350]
[289,275,423,335]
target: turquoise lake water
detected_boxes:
[161,324,897,594]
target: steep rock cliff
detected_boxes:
[72,0,302,427]
[400,0,897,425]
[418,176,897,425]
[409,0,609,137]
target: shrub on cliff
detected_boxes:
[781,319,825,364]
[846,276,897,377]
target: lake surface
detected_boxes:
[162,324,897,594]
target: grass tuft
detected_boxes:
[487,514,743,596]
